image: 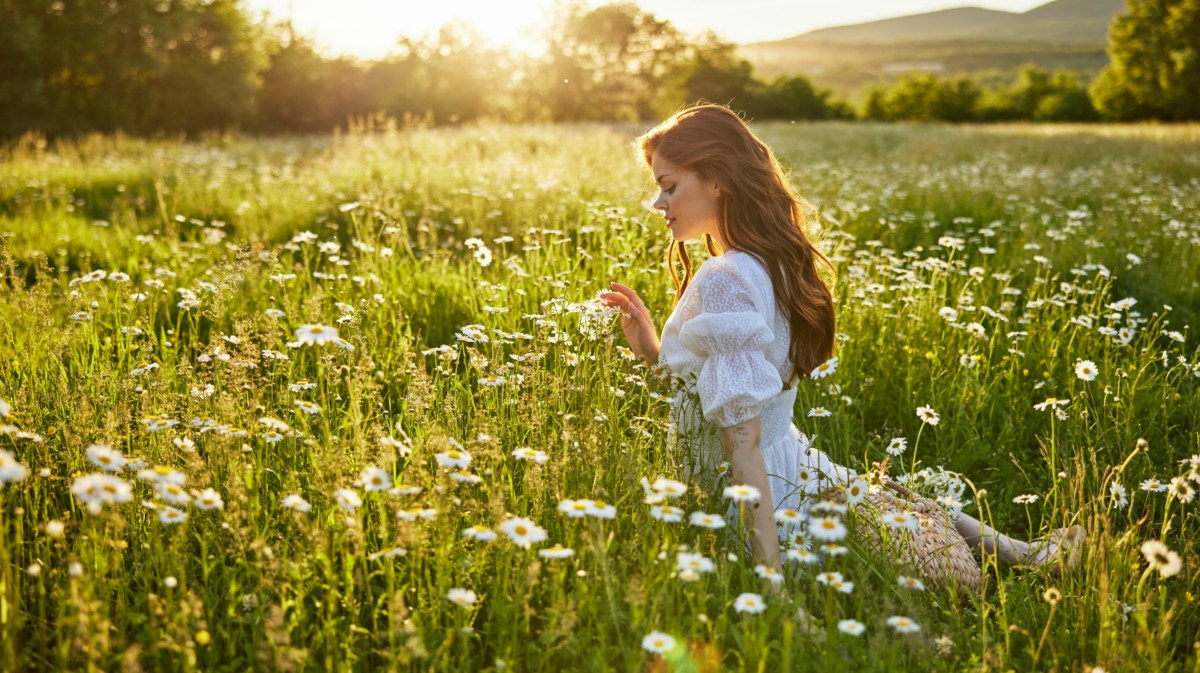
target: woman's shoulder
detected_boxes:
[693,250,773,307]
[696,250,772,289]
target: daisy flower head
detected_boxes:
[1169,476,1195,503]
[810,356,838,379]
[538,544,576,559]
[1033,397,1069,412]
[832,579,854,594]
[650,504,683,522]
[755,564,784,585]
[295,324,339,345]
[137,465,186,486]
[156,482,192,505]
[288,380,317,392]
[450,471,482,484]
[897,575,925,591]
[0,398,9,418]
[689,511,727,529]
[281,494,311,513]
[1013,493,1039,505]
[815,571,843,586]
[195,488,224,510]
[810,500,847,515]
[86,444,127,472]
[499,517,547,548]
[587,500,617,519]
[462,524,498,542]
[334,488,362,512]
[884,510,919,531]
[886,616,921,634]
[1140,478,1168,492]
[651,477,688,498]
[838,619,865,636]
[157,506,187,525]
[676,552,715,574]
[733,593,766,614]
[821,543,849,556]
[71,473,133,506]
[294,400,322,415]
[723,483,761,503]
[367,547,407,561]
[1074,359,1099,381]
[916,405,940,426]
[807,407,832,418]
[1109,481,1129,509]
[447,588,478,608]
[808,515,847,542]
[1140,540,1183,578]
[141,415,179,431]
[886,437,907,456]
[774,508,803,527]
[787,548,819,564]
[360,466,392,492]
[844,478,868,505]
[435,449,471,470]
[511,447,549,464]
[641,631,677,655]
[558,498,593,518]
[1043,587,1061,605]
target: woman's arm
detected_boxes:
[717,417,781,570]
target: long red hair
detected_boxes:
[639,104,836,382]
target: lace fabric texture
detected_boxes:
[660,250,855,517]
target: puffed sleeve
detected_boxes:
[677,259,783,428]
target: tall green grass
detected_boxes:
[0,122,1197,672]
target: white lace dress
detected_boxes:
[659,250,856,518]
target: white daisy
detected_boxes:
[498,517,547,548]
[732,593,766,614]
[689,511,727,529]
[641,631,677,654]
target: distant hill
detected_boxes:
[736,0,1126,101]
[786,0,1125,45]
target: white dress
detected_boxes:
[659,250,856,518]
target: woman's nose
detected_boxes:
[653,191,667,211]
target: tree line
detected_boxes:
[1,0,1196,139]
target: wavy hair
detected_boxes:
[639,104,836,382]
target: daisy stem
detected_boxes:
[1134,565,1155,607]
[1030,601,1056,668]
[908,422,925,477]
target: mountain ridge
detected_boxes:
[752,0,1126,46]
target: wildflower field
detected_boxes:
[1,122,1198,672]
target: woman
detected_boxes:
[600,104,1082,584]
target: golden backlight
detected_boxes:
[257,0,553,59]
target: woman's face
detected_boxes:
[650,151,723,247]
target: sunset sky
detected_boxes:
[244,0,1050,59]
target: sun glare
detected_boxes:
[258,0,553,59]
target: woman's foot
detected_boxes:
[1023,525,1086,574]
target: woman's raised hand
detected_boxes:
[600,282,660,365]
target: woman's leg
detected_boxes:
[954,512,1029,564]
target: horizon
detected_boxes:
[244,0,1051,59]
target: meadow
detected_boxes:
[0,121,1198,672]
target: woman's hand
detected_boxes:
[600,282,660,365]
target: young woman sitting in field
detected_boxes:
[600,104,1084,590]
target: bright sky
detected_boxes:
[245,0,1050,59]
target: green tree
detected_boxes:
[1090,0,1200,120]
[258,33,371,133]
[534,1,688,121]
